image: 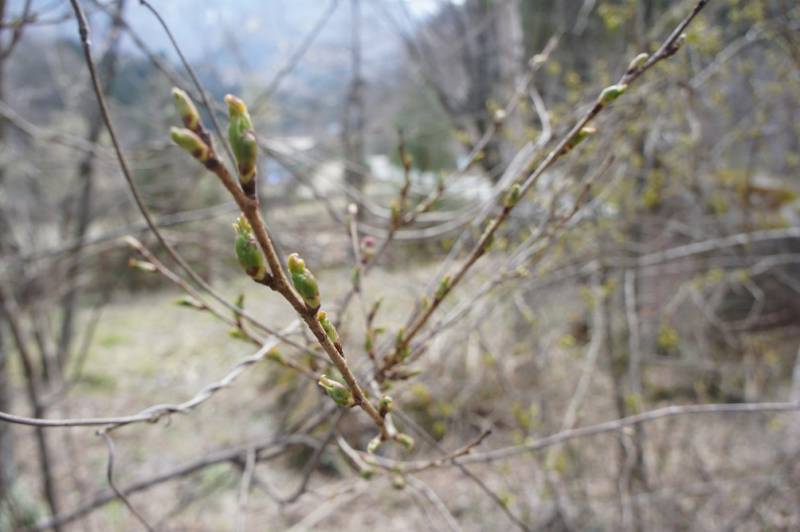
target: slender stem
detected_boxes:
[379,0,709,374]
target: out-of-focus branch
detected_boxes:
[459,401,800,465]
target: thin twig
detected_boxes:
[458,401,800,465]
[98,431,154,531]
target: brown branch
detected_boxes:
[394,409,531,532]
[29,435,319,531]
[99,431,154,531]
[66,0,282,366]
[0,285,62,528]
[0,337,289,429]
[350,430,492,474]
[378,0,709,376]
[458,401,800,465]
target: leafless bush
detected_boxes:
[2,0,800,530]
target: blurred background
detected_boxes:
[1,0,799,530]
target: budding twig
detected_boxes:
[377,0,710,378]
[166,88,386,431]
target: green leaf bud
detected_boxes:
[504,183,521,209]
[402,151,413,172]
[562,126,596,155]
[128,258,156,273]
[318,374,355,407]
[170,127,210,162]
[288,253,321,309]
[225,94,250,120]
[420,296,431,311]
[234,293,245,312]
[266,348,284,364]
[364,334,373,353]
[228,328,248,340]
[379,395,393,417]
[237,131,258,183]
[393,327,410,361]
[575,126,596,143]
[175,295,205,309]
[317,310,340,346]
[673,33,687,52]
[626,53,649,72]
[367,435,383,454]
[479,222,495,252]
[435,275,451,301]
[394,327,405,349]
[599,83,628,104]
[172,87,200,130]
[395,433,415,452]
[233,215,267,281]
[390,199,401,226]
[225,94,258,184]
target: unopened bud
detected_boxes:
[435,276,451,301]
[402,152,413,172]
[233,215,267,281]
[562,126,596,155]
[390,199,401,226]
[225,94,248,116]
[394,327,410,362]
[599,84,628,104]
[395,433,415,452]
[318,375,355,407]
[379,395,393,416]
[172,87,200,130]
[367,435,383,454]
[673,33,687,51]
[128,258,156,273]
[288,253,321,309]
[225,94,258,184]
[360,235,376,264]
[236,131,258,183]
[504,184,521,209]
[626,53,649,72]
[394,327,405,349]
[364,334,373,353]
[576,126,596,143]
[317,310,340,347]
[175,295,205,309]
[266,349,284,363]
[529,53,546,68]
[229,328,247,340]
[170,127,210,162]
[420,296,431,310]
[480,222,495,252]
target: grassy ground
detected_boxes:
[6,259,800,531]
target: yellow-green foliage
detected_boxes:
[657,323,680,352]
